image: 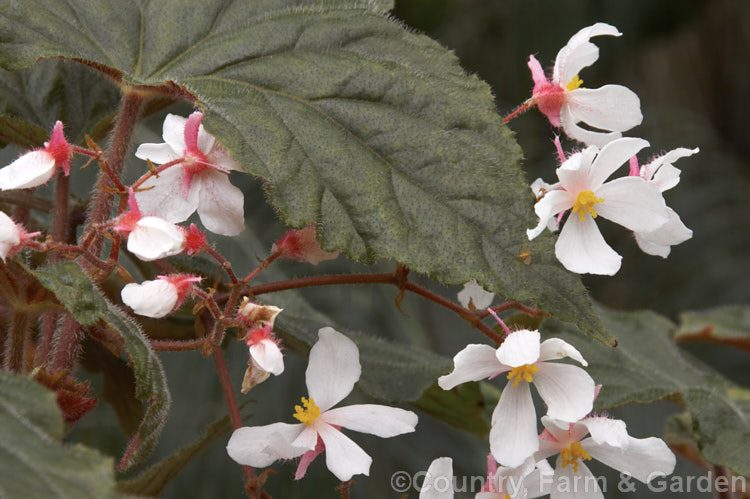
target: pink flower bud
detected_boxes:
[273,224,339,265]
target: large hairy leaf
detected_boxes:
[675,305,750,352]
[0,370,116,499]
[24,261,171,470]
[0,0,608,341]
[542,306,750,478]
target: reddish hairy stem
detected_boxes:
[131,158,184,190]
[35,313,58,368]
[70,145,100,158]
[242,250,281,284]
[150,338,205,351]
[50,314,81,372]
[502,98,535,123]
[212,347,261,498]
[52,171,70,244]
[4,312,30,373]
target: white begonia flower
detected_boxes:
[458,280,495,310]
[527,23,642,147]
[245,323,285,377]
[135,112,245,236]
[227,327,418,482]
[527,137,670,275]
[439,330,595,468]
[535,415,676,499]
[0,121,71,190]
[0,211,22,261]
[120,274,199,318]
[126,216,186,261]
[634,147,699,257]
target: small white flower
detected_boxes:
[634,147,698,257]
[135,112,244,236]
[0,211,22,261]
[121,274,199,318]
[527,23,642,147]
[0,121,71,190]
[458,280,495,310]
[439,330,595,467]
[527,137,670,275]
[246,324,285,377]
[126,216,186,261]
[535,415,676,499]
[227,327,418,482]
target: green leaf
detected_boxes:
[0,0,608,341]
[0,370,116,499]
[117,414,232,496]
[0,58,121,148]
[24,261,171,470]
[675,305,750,352]
[542,306,750,477]
[412,382,489,436]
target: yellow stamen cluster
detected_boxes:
[572,190,604,222]
[566,75,584,91]
[506,364,540,387]
[560,442,592,472]
[293,396,321,425]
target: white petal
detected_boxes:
[540,415,574,445]
[208,143,242,172]
[121,279,178,318]
[135,165,199,223]
[588,137,650,190]
[126,217,185,261]
[490,383,539,467]
[555,215,621,275]
[457,279,495,309]
[560,104,621,147]
[528,190,574,240]
[162,114,187,154]
[550,459,604,499]
[317,422,372,482]
[196,124,216,155]
[0,151,56,190]
[585,435,675,483]
[523,460,555,499]
[322,404,417,437]
[249,339,285,376]
[134,142,180,164]
[576,417,629,448]
[595,176,669,232]
[306,327,361,412]
[539,338,588,366]
[226,423,305,467]
[496,330,541,368]
[438,344,507,390]
[0,212,21,261]
[554,23,621,85]
[420,457,454,499]
[566,87,642,140]
[290,425,319,451]
[534,363,595,422]
[634,208,692,258]
[641,147,698,191]
[556,150,595,194]
[195,171,245,236]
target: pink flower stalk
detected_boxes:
[0,121,72,190]
[273,224,340,265]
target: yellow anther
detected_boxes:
[293,396,321,425]
[572,190,604,222]
[566,75,584,91]
[506,364,540,387]
[560,441,592,472]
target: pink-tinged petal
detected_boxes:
[162,114,188,154]
[226,422,305,467]
[588,137,650,189]
[419,457,454,499]
[634,208,692,258]
[528,54,550,93]
[566,87,642,140]
[0,151,56,190]
[127,217,185,262]
[457,280,495,309]
[539,338,587,366]
[534,363,594,422]
[584,435,675,483]
[135,165,199,223]
[528,190,575,240]
[641,147,698,191]
[560,104,621,147]
[556,215,621,275]
[208,143,242,172]
[438,344,507,390]
[134,142,180,164]
[496,330,541,368]
[195,170,245,236]
[576,417,629,448]
[121,279,178,318]
[321,404,417,438]
[595,176,669,232]
[316,422,372,482]
[535,437,566,462]
[540,416,573,444]
[249,339,285,376]
[550,459,604,499]
[306,327,361,411]
[490,383,539,467]
[0,212,21,261]
[295,438,325,480]
[553,23,621,85]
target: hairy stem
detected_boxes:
[50,315,82,372]
[4,312,29,372]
